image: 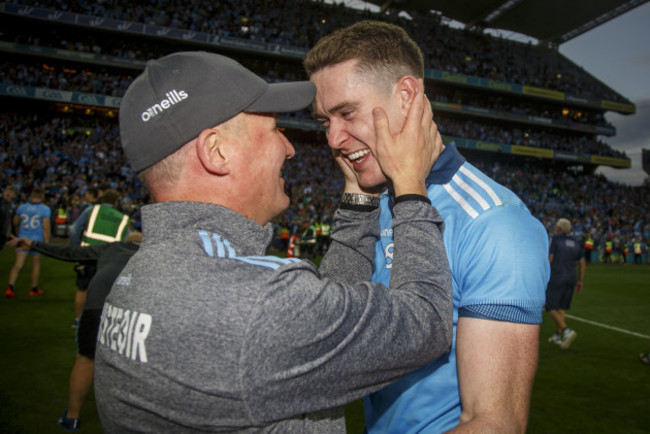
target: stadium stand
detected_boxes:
[0,0,648,263]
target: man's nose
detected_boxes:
[327,119,347,150]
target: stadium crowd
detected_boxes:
[1,111,647,262]
[1,57,627,158]
[8,0,632,104]
[438,115,627,158]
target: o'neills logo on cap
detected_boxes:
[141,89,188,122]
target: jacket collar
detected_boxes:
[141,201,274,257]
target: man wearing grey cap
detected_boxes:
[93,51,452,432]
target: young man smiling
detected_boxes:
[306,20,550,433]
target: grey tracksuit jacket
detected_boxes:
[94,200,452,433]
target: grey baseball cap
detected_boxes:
[119,51,316,172]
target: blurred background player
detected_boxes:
[546,217,586,349]
[6,187,51,298]
[0,185,18,251]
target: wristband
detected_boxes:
[339,193,379,212]
[394,194,431,205]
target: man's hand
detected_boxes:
[372,80,443,197]
[575,281,583,292]
[6,235,32,250]
[331,148,376,195]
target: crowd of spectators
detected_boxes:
[0,61,136,97]
[1,111,647,261]
[0,56,617,131]
[432,86,614,130]
[1,56,627,158]
[7,0,632,104]
[437,114,627,158]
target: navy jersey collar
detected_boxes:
[426,142,465,186]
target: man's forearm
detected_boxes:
[30,241,104,262]
[320,207,379,283]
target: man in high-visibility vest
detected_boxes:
[634,239,646,264]
[604,239,613,264]
[68,189,130,326]
[55,207,69,237]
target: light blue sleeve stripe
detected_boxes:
[233,257,282,269]
[247,256,301,266]
[233,256,301,270]
[212,233,226,258]
[198,230,214,257]
[222,238,236,258]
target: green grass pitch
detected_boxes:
[1,245,649,433]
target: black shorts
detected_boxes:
[76,309,102,359]
[545,282,575,311]
[75,263,97,291]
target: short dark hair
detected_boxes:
[304,20,424,91]
[86,187,98,199]
[30,187,45,201]
[101,189,121,205]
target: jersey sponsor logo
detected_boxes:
[140,89,188,122]
[98,302,152,363]
[384,242,394,269]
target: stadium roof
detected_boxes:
[366,0,649,44]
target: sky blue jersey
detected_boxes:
[16,201,51,242]
[365,143,550,433]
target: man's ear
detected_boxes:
[196,128,230,176]
[396,75,420,112]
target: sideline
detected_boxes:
[565,314,650,339]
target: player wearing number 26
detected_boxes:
[6,187,51,298]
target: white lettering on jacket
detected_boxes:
[98,302,152,363]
